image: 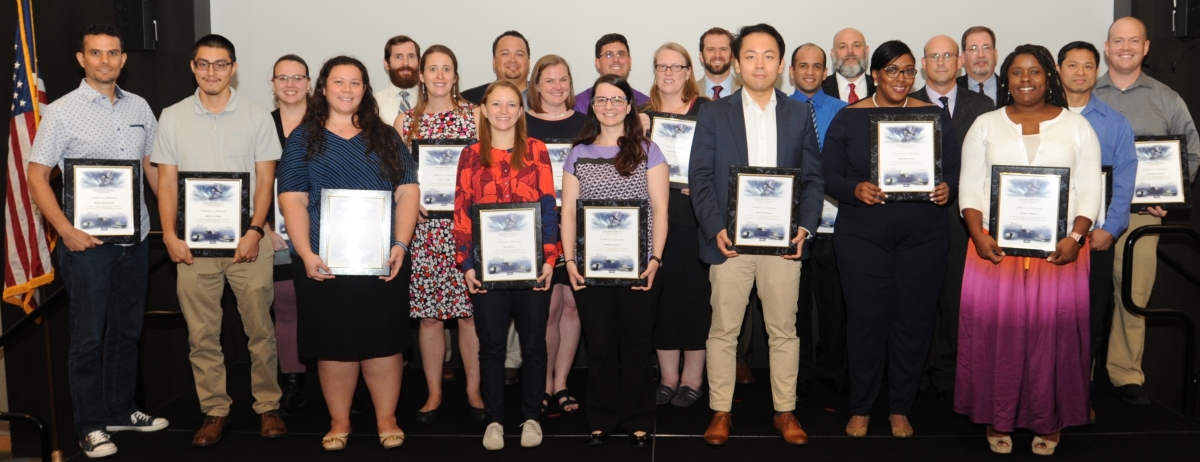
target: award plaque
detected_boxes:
[1096,166,1112,229]
[576,199,649,287]
[473,202,544,290]
[63,158,141,244]
[869,113,942,201]
[726,166,803,255]
[177,172,250,257]
[816,197,838,240]
[413,138,472,218]
[647,112,698,188]
[318,189,392,276]
[989,165,1070,257]
[543,139,573,207]
[1130,136,1191,212]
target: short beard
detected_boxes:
[389,66,419,89]
[703,59,730,76]
[833,56,865,78]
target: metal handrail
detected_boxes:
[1121,225,1200,418]
[0,413,52,461]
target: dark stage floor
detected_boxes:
[82,365,1200,462]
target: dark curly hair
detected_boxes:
[574,74,647,177]
[996,44,1067,108]
[300,55,407,185]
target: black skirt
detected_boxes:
[292,254,412,361]
[653,189,712,350]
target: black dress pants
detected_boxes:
[472,289,550,424]
[1089,246,1116,381]
[575,284,661,433]
[797,238,848,382]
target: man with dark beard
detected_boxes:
[821,28,874,103]
[696,27,741,100]
[376,35,421,128]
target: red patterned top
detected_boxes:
[453,138,561,272]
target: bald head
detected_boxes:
[1105,16,1150,76]
[832,28,869,78]
[1108,16,1147,40]
[924,35,957,56]
[922,35,961,90]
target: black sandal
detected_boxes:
[552,389,579,414]
[540,393,552,414]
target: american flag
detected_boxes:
[3,0,52,314]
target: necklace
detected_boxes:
[871,94,909,108]
[328,121,356,134]
[540,109,570,119]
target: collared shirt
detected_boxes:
[702,74,734,100]
[374,82,418,128]
[1077,94,1137,238]
[151,87,281,213]
[743,90,778,167]
[965,74,997,104]
[924,85,957,117]
[1095,71,1200,181]
[788,89,848,148]
[30,79,157,242]
[833,72,867,103]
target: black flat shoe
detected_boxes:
[1113,384,1151,405]
[587,431,607,446]
[469,406,487,421]
[631,432,652,448]
[415,405,440,424]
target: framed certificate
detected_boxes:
[647,112,697,188]
[177,172,250,257]
[816,197,838,239]
[989,165,1070,257]
[726,166,802,255]
[413,138,472,219]
[869,113,942,201]
[318,189,391,276]
[543,139,573,207]
[576,199,648,287]
[1096,166,1112,229]
[273,178,288,240]
[473,202,544,290]
[63,158,141,244]
[1130,136,1191,212]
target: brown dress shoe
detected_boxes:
[260,410,288,439]
[773,412,808,445]
[735,360,755,384]
[704,411,732,445]
[192,415,230,447]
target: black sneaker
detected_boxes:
[1113,384,1152,405]
[80,430,117,458]
[106,411,169,432]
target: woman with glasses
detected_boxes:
[524,55,586,415]
[636,43,711,408]
[956,45,1100,456]
[821,40,960,438]
[267,54,310,416]
[394,45,486,423]
[561,75,668,448]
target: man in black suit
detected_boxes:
[690,23,824,447]
[821,28,875,103]
[461,30,530,105]
[910,34,994,404]
[956,26,999,104]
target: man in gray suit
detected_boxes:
[696,27,742,100]
[909,34,994,405]
[690,23,824,447]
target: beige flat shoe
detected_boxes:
[1032,435,1059,456]
[322,432,349,451]
[845,415,869,437]
[889,414,913,438]
[379,431,405,449]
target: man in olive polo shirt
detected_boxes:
[151,34,286,447]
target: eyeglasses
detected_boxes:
[194,59,233,71]
[592,96,629,107]
[965,45,994,55]
[601,51,629,60]
[272,75,309,83]
[924,52,959,61]
[654,64,689,73]
[883,66,919,78]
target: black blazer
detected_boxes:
[688,89,825,264]
[821,74,875,101]
[956,74,999,103]
[909,84,995,148]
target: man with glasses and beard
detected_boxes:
[821,28,874,103]
[377,35,421,129]
[697,27,741,100]
[957,26,999,104]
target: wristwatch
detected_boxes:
[1069,232,1085,247]
[248,225,265,237]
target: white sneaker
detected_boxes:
[80,430,117,458]
[483,422,505,450]
[520,419,543,448]
[106,411,169,432]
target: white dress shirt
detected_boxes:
[834,73,868,103]
[375,83,418,128]
[743,90,778,167]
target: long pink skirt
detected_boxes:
[954,236,1091,434]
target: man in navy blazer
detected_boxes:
[689,23,823,447]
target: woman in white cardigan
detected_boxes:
[954,44,1101,456]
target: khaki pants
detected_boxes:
[707,254,801,412]
[177,234,281,416]
[1107,213,1160,387]
[505,321,522,369]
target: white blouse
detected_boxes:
[959,107,1102,231]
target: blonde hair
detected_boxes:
[648,43,701,111]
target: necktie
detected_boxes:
[713,85,723,99]
[399,90,412,113]
[806,99,821,149]
[939,96,951,118]
[847,83,859,104]
[977,82,985,94]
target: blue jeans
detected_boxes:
[57,239,148,438]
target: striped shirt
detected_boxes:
[277,125,417,254]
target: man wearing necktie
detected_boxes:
[956,26,999,104]
[696,27,742,100]
[375,35,421,129]
[821,28,875,103]
[909,34,994,405]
